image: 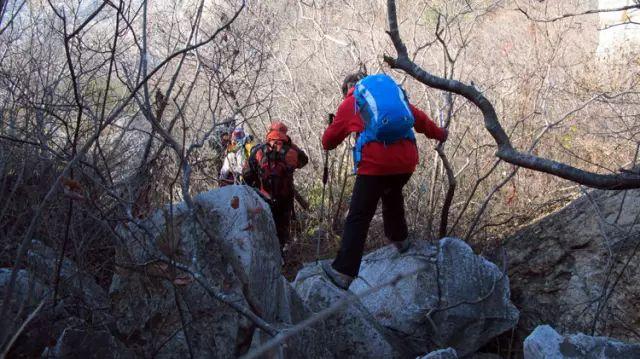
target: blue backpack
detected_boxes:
[353,74,415,171]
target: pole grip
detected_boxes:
[322,160,329,184]
[328,113,335,125]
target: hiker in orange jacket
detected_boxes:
[243,122,308,253]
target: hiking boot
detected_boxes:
[321,261,353,290]
[393,239,411,254]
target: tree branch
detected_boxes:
[516,3,640,23]
[385,0,640,190]
[0,0,26,35]
[0,0,247,344]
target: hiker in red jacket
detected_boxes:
[321,72,448,289]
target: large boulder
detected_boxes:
[350,238,519,357]
[2,240,113,358]
[251,322,333,359]
[0,267,48,319]
[43,328,135,359]
[503,189,640,341]
[249,276,334,358]
[524,325,640,359]
[110,185,283,358]
[292,263,410,358]
[0,268,52,357]
[418,348,458,359]
[26,240,110,324]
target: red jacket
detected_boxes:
[322,88,447,175]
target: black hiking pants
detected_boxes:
[332,173,412,277]
[271,195,293,253]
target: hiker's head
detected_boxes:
[231,127,245,143]
[269,122,288,134]
[266,121,288,141]
[220,131,230,145]
[341,72,366,97]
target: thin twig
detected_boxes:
[516,4,640,23]
[1,299,45,358]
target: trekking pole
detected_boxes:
[316,113,334,263]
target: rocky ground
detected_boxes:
[502,188,640,352]
[1,185,639,358]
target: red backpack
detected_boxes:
[247,139,298,201]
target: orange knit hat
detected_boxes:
[266,121,288,141]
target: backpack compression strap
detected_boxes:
[352,74,416,173]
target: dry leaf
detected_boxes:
[173,274,194,286]
[230,196,240,209]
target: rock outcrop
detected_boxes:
[290,238,519,358]
[293,263,407,358]
[418,347,458,359]
[350,238,519,357]
[524,325,640,359]
[0,268,51,357]
[110,185,283,357]
[251,276,334,358]
[1,240,115,357]
[43,328,134,359]
[0,267,48,319]
[27,240,111,324]
[503,189,640,341]
[0,185,529,358]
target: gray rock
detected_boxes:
[293,263,408,358]
[524,325,564,359]
[350,238,519,357]
[1,267,110,358]
[249,276,334,359]
[273,276,309,324]
[0,267,48,311]
[524,325,640,359]
[251,322,333,359]
[467,354,503,359]
[26,240,110,324]
[504,189,640,341]
[110,185,283,358]
[43,328,134,359]
[418,347,458,358]
[0,268,52,357]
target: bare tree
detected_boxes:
[385,0,640,190]
[0,0,285,352]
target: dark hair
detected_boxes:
[341,72,366,96]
